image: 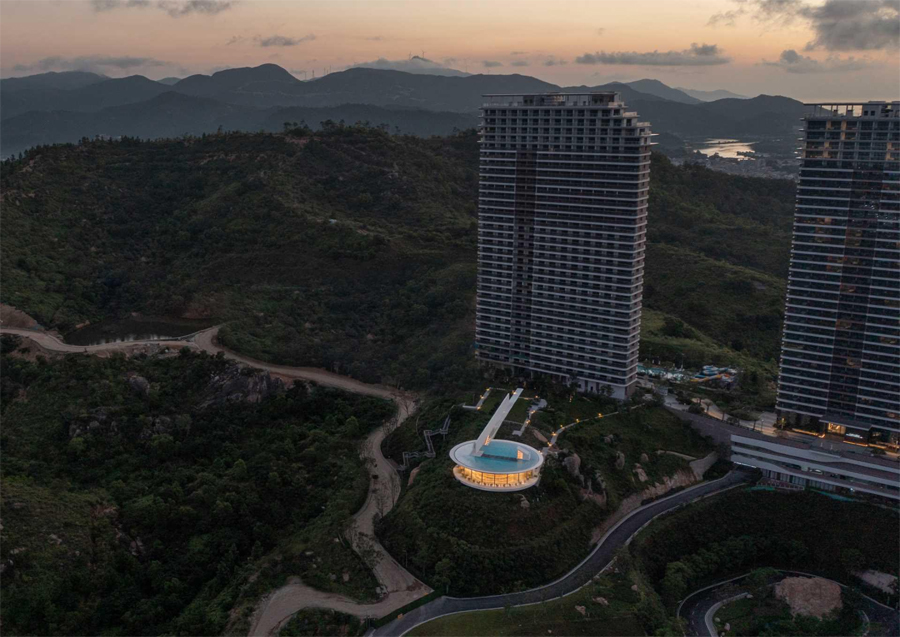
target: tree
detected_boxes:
[745,567,777,601]
[433,558,454,594]
[840,548,865,575]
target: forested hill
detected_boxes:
[0,127,795,391]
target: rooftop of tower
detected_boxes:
[804,101,900,118]
[482,92,624,107]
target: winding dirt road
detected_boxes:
[0,325,432,635]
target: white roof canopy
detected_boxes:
[472,388,523,457]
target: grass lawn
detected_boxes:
[562,406,713,458]
[408,571,645,637]
[506,393,538,423]
[477,389,506,415]
[532,394,617,438]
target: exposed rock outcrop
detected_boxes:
[138,416,173,441]
[68,406,120,439]
[198,365,285,408]
[633,464,649,482]
[563,453,582,479]
[128,374,151,396]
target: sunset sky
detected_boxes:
[2,0,898,101]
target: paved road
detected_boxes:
[679,571,900,637]
[372,470,753,637]
[680,579,747,637]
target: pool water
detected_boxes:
[451,440,542,473]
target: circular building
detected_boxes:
[450,438,544,491]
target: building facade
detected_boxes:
[731,432,900,501]
[776,101,900,449]
[475,93,652,399]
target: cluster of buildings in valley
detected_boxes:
[675,151,798,180]
[455,94,899,499]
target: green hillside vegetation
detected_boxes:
[631,489,900,609]
[377,406,713,596]
[0,338,394,635]
[409,566,647,636]
[277,609,365,637]
[555,408,713,510]
[1,128,793,396]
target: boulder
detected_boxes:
[574,605,586,616]
[631,584,639,592]
[615,451,626,470]
[128,375,151,396]
[408,466,420,486]
[604,434,614,444]
[342,571,350,582]
[517,494,530,510]
[563,453,582,480]
[633,464,649,482]
[593,597,609,607]
[640,452,649,463]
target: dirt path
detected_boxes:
[0,325,432,635]
[0,327,192,354]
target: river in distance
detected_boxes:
[696,138,756,160]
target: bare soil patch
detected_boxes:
[0,303,39,329]
[774,576,842,618]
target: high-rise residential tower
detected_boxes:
[776,101,900,449]
[475,93,652,399]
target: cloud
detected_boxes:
[157,0,234,16]
[543,56,567,66]
[365,36,385,41]
[13,55,169,73]
[754,0,805,22]
[596,28,605,35]
[575,43,730,66]
[763,48,872,72]
[255,34,316,47]
[91,0,150,10]
[801,0,899,51]
[92,0,234,16]
[482,60,503,68]
[510,60,529,67]
[711,0,900,50]
[225,35,245,45]
[511,50,528,55]
[707,9,744,26]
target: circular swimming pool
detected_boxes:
[449,439,545,491]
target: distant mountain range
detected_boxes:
[676,87,749,101]
[0,64,802,157]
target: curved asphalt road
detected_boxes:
[373,469,753,636]
[679,571,900,637]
